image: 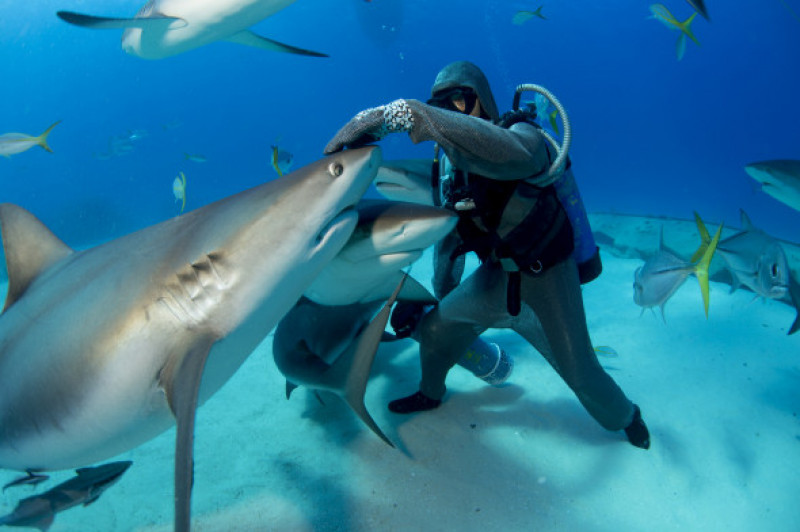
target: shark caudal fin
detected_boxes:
[694,222,723,318]
[35,121,61,153]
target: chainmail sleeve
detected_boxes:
[405,99,552,182]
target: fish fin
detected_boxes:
[739,209,754,230]
[285,380,298,399]
[396,273,437,304]
[691,211,712,262]
[787,271,800,335]
[659,304,667,323]
[695,223,723,318]
[0,204,73,312]
[160,341,214,532]
[35,121,61,153]
[381,331,400,342]
[225,30,328,57]
[676,33,687,60]
[680,12,701,46]
[341,275,407,447]
[56,11,185,30]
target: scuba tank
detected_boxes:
[505,84,601,284]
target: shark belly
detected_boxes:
[123,0,298,59]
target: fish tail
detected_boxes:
[691,211,712,262]
[694,223,723,318]
[37,120,62,153]
[680,12,700,46]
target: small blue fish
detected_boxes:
[271,145,294,176]
[184,153,208,163]
[172,171,187,213]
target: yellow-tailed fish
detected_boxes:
[593,346,619,358]
[271,145,294,177]
[184,153,207,163]
[512,7,546,25]
[548,109,560,136]
[0,121,61,158]
[649,4,700,60]
[172,171,187,213]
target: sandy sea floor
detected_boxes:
[1,241,799,531]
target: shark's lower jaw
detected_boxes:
[315,208,358,249]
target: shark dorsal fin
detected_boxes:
[0,203,73,312]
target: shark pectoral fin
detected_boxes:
[56,11,185,30]
[397,274,437,304]
[787,272,800,335]
[343,276,407,447]
[0,204,73,312]
[160,341,214,532]
[225,30,328,57]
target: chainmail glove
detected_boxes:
[324,99,415,154]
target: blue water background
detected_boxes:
[1,0,799,251]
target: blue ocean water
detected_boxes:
[1,0,798,250]
[1,3,800,530]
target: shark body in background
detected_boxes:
[695,210,800,334]
[0,461,131,531]
[0,147,380,532]
[373,159,434,206]
[745,160,800,213]
[633,224,722,320]
[57,0,327,59]
[273,200,457,446]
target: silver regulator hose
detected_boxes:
[514,83,571,185]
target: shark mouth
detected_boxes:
[315,207,358,248]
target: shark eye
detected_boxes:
[771,264,780,278]
[328,162,344,177]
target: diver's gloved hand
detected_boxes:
[324,99,415,154]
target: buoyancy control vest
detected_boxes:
[431,84,602,315]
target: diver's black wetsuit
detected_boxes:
[400,62,638,433]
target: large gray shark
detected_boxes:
[745,160,800,213]
[0,146,380,531]
[57,0,327,59]
[273,200,457,446]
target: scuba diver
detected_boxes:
[324,61,650,449]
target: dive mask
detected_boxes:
[427,86,478,114]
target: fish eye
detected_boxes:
[328,162,344,177]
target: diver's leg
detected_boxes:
[521,258,649,447]
[389,264,505,413]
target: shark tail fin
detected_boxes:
[36,121,61,153]
[695,223,723,318]
[681,12,700,45]
[342,275,408,448]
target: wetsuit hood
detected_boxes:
[431,61,500,123]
